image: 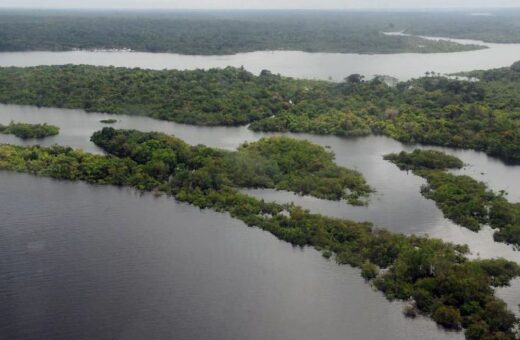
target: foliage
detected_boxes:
[0,129,519,339]
[386,150,520,248]
[250,66,520,164]
[432,305,462,330]
[0,65,303,126]
[234,137,372,203]
[89,128,372,203]
[0,11,484,54]
[100,119,117,124]
[384,149,464,171]
[403,304,418,318]
[361,261,379,281]
[0,121,59,139]
[400,10,520,44]
[2,62,520,163]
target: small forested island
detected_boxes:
[0,11,485,54]
[100,118,117,124]
[1,61,520,163]
[0,121,59,139]
[91,129,372,204]
[384,149,464,171]
[385,150,520,247]
[0,128,518,339]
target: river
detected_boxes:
[0,36,520,81]
[1,39,520,339]
[1,103,519,340]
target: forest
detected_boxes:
[385,150,520,248]
[0,129,519,339]
[0,10,485,54]
[0,121,59,139]
[0,65,301,125]
[1,62,520,163]
[383,149,464,171]
[90,128,372,204]
[401,10,520,44]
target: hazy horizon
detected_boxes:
[1,0,520,10]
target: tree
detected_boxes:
[345,74,365,84]
[432,305,462,329]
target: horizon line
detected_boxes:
[1,6,520,11]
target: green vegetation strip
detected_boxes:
[0,121,59,139]
[0,129,518,339]
[0,12,483,54]
[1,62,520,163]
[99,118,117,124]
[385,150,520,248]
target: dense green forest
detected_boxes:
[401,10,520,44]
[1,63,520,163]
[0,129,518,339]
[90,128,372,204]
[384,149,464,171]
[0,10,485,54]
[0,66,302,125]
[0,121,59,139]
[385,150,520,248]
[249,64,520,164]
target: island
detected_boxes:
[100,118,118,124]
[0,128,518,339]
[385,149,520,248]
[1,61,519,164]
[0,121,59,139]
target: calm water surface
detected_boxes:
[0,172,463,340]
[2,40,520,339]
[1,36,520,81]
[0,105,520,326]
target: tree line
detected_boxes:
[0,121,59,139]
[1,62,520,163]
[385,149,520,248]
[0,129,518,339]
[0,11,483,54]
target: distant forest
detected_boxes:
[0,10,492,54]
[1,62,519,163]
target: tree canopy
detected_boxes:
[0,11,484,55]
[0,129,518,339]
[2,62,520,163]
[0,121,59,139]
[386,150,520,248]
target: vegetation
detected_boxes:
[385,150,520,248]
[401,10,520,44]
[384,149,464,171]
[90,129,372,204]
[100,119,117,124]
[0,121,59,139]
[403,304,418,319]
[0,65,304,126]
[0,10,485,54]
[249,66,520,164]
[0,129,518,339]
[2,61,520,163]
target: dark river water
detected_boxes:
[0,172,465,340]
[2,34,520,339]
[1,103,519,339]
